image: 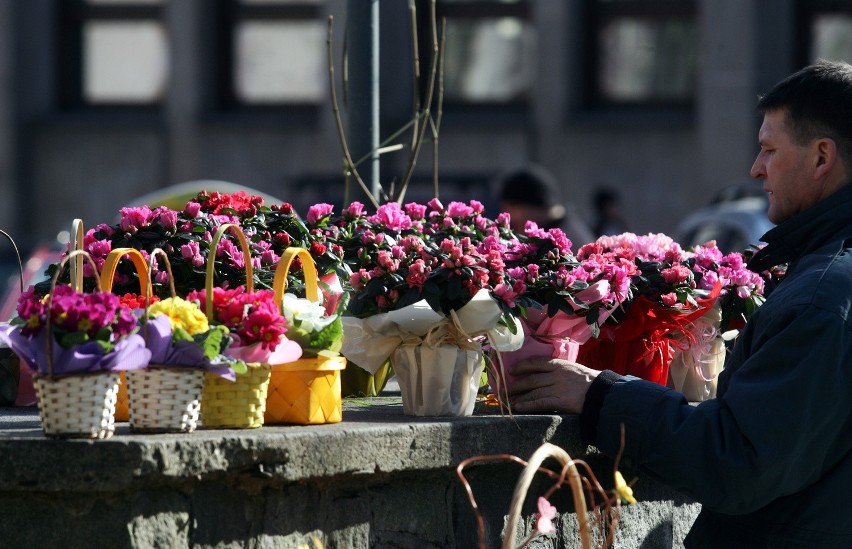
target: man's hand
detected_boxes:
[504,358,600,414]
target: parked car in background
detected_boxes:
[675,182,774,254]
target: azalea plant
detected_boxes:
[310,198,515,320]
[683,241,767,333]
[42,190,345,303]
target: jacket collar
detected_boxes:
[747,183,852,273]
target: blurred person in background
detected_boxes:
[498,164,595,247]
[591,186,629,237]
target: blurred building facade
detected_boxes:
[0,0,850,253]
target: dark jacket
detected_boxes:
[580,184,852,548]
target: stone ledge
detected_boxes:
[0,398,698,548]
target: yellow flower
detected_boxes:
[614,471,637,504]
[148,297,209,335]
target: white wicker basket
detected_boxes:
[34,371,120,439]
[127,366,204,433]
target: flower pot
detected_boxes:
[34,371,120,439]
[392,343,484,417]
[200,363,271,429]
[126,366,204,433]
[265,355,347,425]
[340,359,393,397]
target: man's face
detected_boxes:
[750,109,821,224]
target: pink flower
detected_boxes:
[536,497,557,534]
[307,203,335,225]
[661,292,679,307]
[119,206,154,233]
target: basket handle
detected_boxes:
[69,219,85,292]
[44,250,103,378]
[273,247,320,307]
[0,230,24,294]
[503,442,590,549]
[145,248,177,299]
[205,223,254,320]
[100,247,152,297]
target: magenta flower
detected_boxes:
[307,202,334,224]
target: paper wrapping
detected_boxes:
[341,289,523,375]
[392,343,484,416]
[668,304,728,401]
[341,289,523,416]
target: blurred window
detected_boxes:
[433,0,534,107]
[58,0,168,109]
[218,0,325,109]
[797,1,852,65]
[583,0,697,110]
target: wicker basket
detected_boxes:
[265,355,346,425]
[99,246,152,423]
[34,249,124,439]
[264,247,345,425]
[199,223,271,429]
[200,363,271,428]
[127,366,204,433]
[34,371,120,439]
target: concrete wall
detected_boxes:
[0,403,699,548]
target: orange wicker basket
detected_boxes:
[264,247,346,425]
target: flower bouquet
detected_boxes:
[264,247,347,425]
[190,224,301,428]
[491,220,634,402]
[337,199,524,416]
[0,251,151,438]
[574,233,720,385]
[666,241,766,400]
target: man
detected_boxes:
[506,60,852,548]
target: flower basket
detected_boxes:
[14,250,150,438]
[199,224,272,429]
[99,246,152,422]
[265,355,347,424]
[125,366,204,432]
[265,247,345,425]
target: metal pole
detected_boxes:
[346,0,380,202]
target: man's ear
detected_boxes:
[814,137,837,177]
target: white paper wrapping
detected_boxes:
[392,343,483,416]
[668,305,728,402]
[340,289,524,416]
[341,289,523,374]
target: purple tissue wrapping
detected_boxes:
[0,325,151,377]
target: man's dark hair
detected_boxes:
[757,60,852,172]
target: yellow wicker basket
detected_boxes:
[199,223,271,429]
[264,247,346,425]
